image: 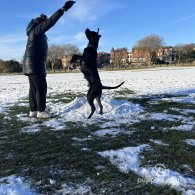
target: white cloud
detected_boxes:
[62,0,126,23]
[0,45,25,61]
[0,34,26,61]
[0,35,26,44]
[72,31,86,42]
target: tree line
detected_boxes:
[0,60,22,74]
[1,35,195,73]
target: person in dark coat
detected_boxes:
[23,1,75,119]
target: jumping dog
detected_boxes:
[70,28,124,118]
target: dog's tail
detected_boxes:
[102,81,124,90]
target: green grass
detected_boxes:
[0,91,194,194]
[115,88,135,96]
[49,92,85,104]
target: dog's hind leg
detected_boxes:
[87,90,96,118]
[87,98,96,119]
[96,97,103,115]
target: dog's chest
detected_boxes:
[83,47,97,62]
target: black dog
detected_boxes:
[70,28,124,118]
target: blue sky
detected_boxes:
[0,0,195,61]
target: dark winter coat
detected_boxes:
[23,9,64,76]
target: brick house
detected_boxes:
[110,47,128,65]
[157,46,176,63]
[131,48,149,62]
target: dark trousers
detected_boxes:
[28,75,47,112]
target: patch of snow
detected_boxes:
[56,183,94,195]
[98,145,195,194]
[21,124,40,133]
[93,128,133,138]
[98,144,149,173]
[184,139,195,146]
[172,125,194,131]
[93,128,123,137]
[43,118,67,131]
[182,109,195,114]
[150,113,186,122]
[72,136,92,142]
[50,96,143,125]
[150,139,169,146]
[1,67,195,115]
[0,175,36,195]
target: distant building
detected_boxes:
[110,47,128,65]
[109,45,178,66]
[127,51,132,63]
[131,48,149,62]
[157,46,176,63]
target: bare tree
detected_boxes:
[174,44,186,64]
[174,43,195,64]
[48,44,80,71]
[0,60,22,73]
[48,44,80,59]
[134,34,164,65]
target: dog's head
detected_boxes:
[85,28,101,49]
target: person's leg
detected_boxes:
[37,76,47,112]
[31,75,52,118]
[29,75,52,118]
[31,75,47,112]
[28,75,37,112]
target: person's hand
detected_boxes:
[63,1,76,11]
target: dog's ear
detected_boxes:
[97,28,101,39]
[85,28,91,39]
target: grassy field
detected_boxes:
[0,88,194,194]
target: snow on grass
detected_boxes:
[21,124,40,133]
[182,109,195,115]
[72,136,92,142]
[93,128,123,137]
[150,113,195,131]
[172,125,194,131]
[43,118,67,131]
[98,145,195,195]
[16,114,36,121]
[52,96,143,124]
[150,113,187,122]
[98,144,149,173]
[149,139,169,146]
[1,67,195,114]
[1,67,195,131]
[1,67,195,193]
[0,175,36,195]
[93,128,133,138]
[56,183,93,195]
[184,139,195,146]
[169,91,195,103]
[14,95,143,133]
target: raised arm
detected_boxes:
[34,1,75,35]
